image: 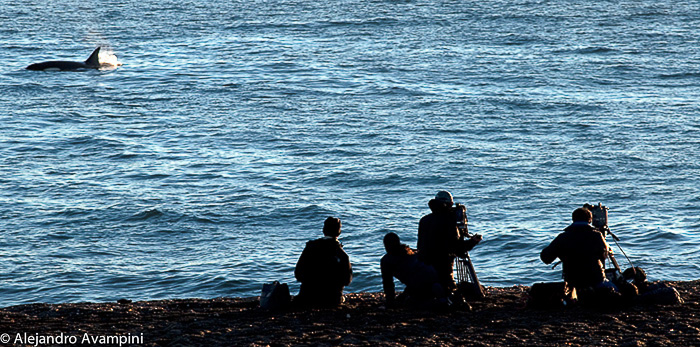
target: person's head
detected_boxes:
[572,207,593,223]
[323,217,341,237]
[383,232,401,253]
[435,190,454,207]
[383,232,414,256]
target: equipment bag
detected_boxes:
[260,281,291,310]
[528,282,575,309]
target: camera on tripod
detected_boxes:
[454,203,468,237]
[583,202,610,237]
[452,203,482,258]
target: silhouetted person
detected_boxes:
[541,207,616,296]
[417,191,481,292]
[381,232,446,308]
[294,217,352,308]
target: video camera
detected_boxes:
[454,203,469,237]
[583,202,610,237]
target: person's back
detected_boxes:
[541,208,609,290]
[417,200,459,264]
[382,252,436,290]
[381,232,443,307]
[417,192,460,291]
[294,217,352,308]
[417,191,481,292]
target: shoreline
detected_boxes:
[0,280,698,346]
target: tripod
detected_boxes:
[454,204,485,298]
[584,203,637,281]
[455,253,485,298]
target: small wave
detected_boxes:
[46,233,73,241]
[126,208,219,225]
[123,172,171,180]
[555,47,617,54]
[298,204,330,215]
[128,208,165,221]
[642,229,687,242]
[54,208,92,217]
[327,17,399,27]
[63,136,127,154]
[48,253,77,260]
[107,152,140,160]
[191,215,218,224]
[657,72,700,79]
[500,34,538,46]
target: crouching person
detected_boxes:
[381,232,447,309]
[540,207,619,305]
[294,217,352,308]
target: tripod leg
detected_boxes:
[464,253,485,298]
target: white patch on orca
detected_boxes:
[98,49,122,69]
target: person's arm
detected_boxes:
[294,243,310,282]
[597,234,610,264]
[345,258,353,287]
[417,217,427,252]
[540,235,561,264]
[461,234,483,253]
[380,256,396,306]
[339,247,353,286]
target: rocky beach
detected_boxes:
[0,280,697,346]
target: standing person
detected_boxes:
[381,232,446,308]
[540,207,616,296]
[417,191,482,293]
[294,217,353,308]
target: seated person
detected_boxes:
[540,207,617,298]
[381,232,446,308]
[294,217,352,308]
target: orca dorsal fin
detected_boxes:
[84,47,101,67]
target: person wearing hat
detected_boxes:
[417,191,482,293]
[294,217,353,308]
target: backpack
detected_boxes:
[260,281,291,310]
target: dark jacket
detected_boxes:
[417,200,460,265]
[416,199,479,290]
[540,222,609,289]
[381,250,440,305]
[294,237,352,307]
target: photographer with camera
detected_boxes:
[540,207,618,301]
[417,191,482,293]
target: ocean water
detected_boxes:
[0,0,699,307]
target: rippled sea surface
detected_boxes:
[0,0,699,307]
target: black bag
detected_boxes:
[260,281,291,310]
[640,283,684,305]
[528,282,574,308]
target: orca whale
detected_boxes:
[26,47,104,71]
